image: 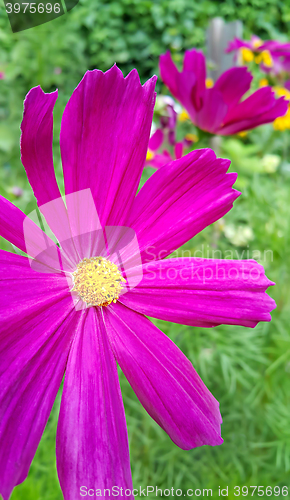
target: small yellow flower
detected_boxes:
[259,78,269,87]
[262,50,273,67]
[273,86,290,100]
[252,38,263,49]
[273,106,290,131]
[237,131,248,137]
[255,50,273,67]
[240,47,254,63]
[273,117,284,131]
[185,133,198,142]
[178,110,190,122]
[205,77,214,88]
[146,149,154,160]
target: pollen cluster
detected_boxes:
[72,256,126,307]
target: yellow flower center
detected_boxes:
[146,149,154,161]
[252,38,263,49]
[72,256,126,307]
[240,47,254,63]
[259,78,269,87]
[178,110,190,122]
[273,106,290,131]
[205,77,214,88]
[185,133,198,142]
[273,86,290,100]
[255,50,273,67]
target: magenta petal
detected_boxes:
[176,71,197,120]
[127,149,239,262]
[20,86,91,252]
[0,251,71,331]
[0,297,77,500]
[120,258,276,328]
[214,67,252,108]
[0,196,29,253]
[226,38,252,53]
[148,129,164,151]
[183,49,206,111]
[259,40,290,55]
[0,194,73,272]
[174,142,183,159]
[159,52,197,120]
[60,66,157,227]
[21,86,62,206]
[56,307,133,500]
[0,196,56,255]
[104,303,223,449]
[196,88,228,133]
[159,51,182,100]
[220,87,288,135]
[223,86,284,121]
[0,249,63,282]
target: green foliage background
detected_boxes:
[0,0,290,499]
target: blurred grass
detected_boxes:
[0,0,290,498]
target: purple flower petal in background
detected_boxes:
[221,87,289,135]
[159,49,288,135]
[0,65,276,499]
[226,35,263,54]
[148,128,164,151]
[226,36,290,77]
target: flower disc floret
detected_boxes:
[72,256,126,306]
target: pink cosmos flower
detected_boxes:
[0,66,276,500]
[257,41,290,75]
[159,49,288,135]
[226,35,264,54]
[226,37,290,75]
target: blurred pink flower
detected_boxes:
[146,128,195,168]
[227,37,290,75]
[156,95,178,145]
[226,35,264,53]
[258,40,290,74]
[160,49,288,135]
